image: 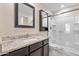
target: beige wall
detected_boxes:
[0,3,52,37]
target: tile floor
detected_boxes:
[49,46,79,56]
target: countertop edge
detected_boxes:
[0,37,48,56]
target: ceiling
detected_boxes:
[40,3,79,13]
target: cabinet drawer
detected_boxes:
[29,42,42,52]
[43,39,48,45]
[30,48,42,56]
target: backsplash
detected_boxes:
[2,34,29,41]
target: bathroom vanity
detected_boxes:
[0,33,49,56]
[1,39,49,56]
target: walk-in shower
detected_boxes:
[48,9,79,55]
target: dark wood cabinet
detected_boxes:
[29,42,42,52]
[2,47,28,56]
[42,39,49,56]
[29,41,42,56]
[8,47,28,56]
[30,48,42,56]
[2,39,49,56]
[43,44,49,56]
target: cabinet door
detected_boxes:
[2,47,28,56]
[30,42,42,52]
[30,48,42,56]
[9,47,28,56]
[43,44,49,56]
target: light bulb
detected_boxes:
[61,5,64,8]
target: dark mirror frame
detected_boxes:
[39,10,48,31]
[15,3,35,28]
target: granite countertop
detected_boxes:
[0,32,48,55]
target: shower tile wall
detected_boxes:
[55,16,74,47]
[49,11,79,54]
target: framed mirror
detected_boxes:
[39,10,48,31]
[15,3,35,28]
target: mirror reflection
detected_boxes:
[39,10,48,31]
[15,3,35,28]
[42,11,48,27]
[18,3,33,26]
